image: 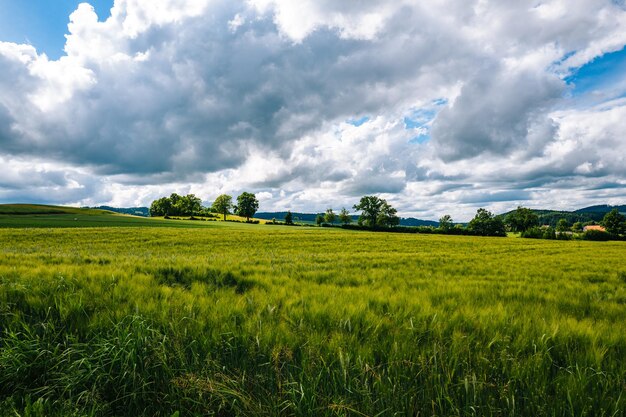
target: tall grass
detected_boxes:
[1,225,625,416]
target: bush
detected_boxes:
[556,232,572,240]
[521,227,544,239]
[542,227,556,240]
[582,230,613,241]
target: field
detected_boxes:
[0,205,218,228]
[1,217,626,416]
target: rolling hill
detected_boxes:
[0,204,213,228]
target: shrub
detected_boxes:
[521,227,544,239]
[583,230,612,241]
[542,227,556,240]
[556,232,572,240]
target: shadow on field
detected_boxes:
[139,266,256,293]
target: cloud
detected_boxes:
[0,0,625,219]
[432,66,564,161]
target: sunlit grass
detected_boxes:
[1,225,625,416]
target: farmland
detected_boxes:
[1,219,626,416]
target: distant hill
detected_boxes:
[0,204,219,228]
[398,218,439,227]
[499,204,626,226]
[0,204,113,216]
[254,212,439,226]
[575,205,626,214]
[90,206,150,217]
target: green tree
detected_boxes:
[376,201,399,227]
[285,211,293,225]
[556,218,570,233]
[149,194,202,217]
[149,197,172,217]
[339,208,352,225]
[505,206,539,232]
[178,194,202,216]
[169,193,183,215]
[211,194,233,221]
[572,221,583,233]
[468,208,506,237]
[316,214,325,226]
[353,196,398,228]
[602,208,626,235]
[235,192,259,222]
[324,208,336,224]
[439,214,453,231]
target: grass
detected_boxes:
[0,220,625,416]
[0,204,222,228]
[0,204,271,228]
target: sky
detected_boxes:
[0,1,625,221]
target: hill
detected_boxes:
[0,204,112,216]
[254,211,439,226]
[0,204,213,228]
[498,204,625,226]
[575,204,626,214]
[89,205,150,217]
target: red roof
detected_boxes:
[583,225,606,232]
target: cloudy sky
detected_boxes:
[1,0,625,220]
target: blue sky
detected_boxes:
[566,46,626,99]
[0,0,113,59]
[0,1,625,219]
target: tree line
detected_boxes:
[150,193,626,239]
[149,192,259,222]
[504,206,626,241]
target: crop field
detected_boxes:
[1,221,626,416]
[0,205,217,229]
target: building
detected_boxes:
[583,225,606,232]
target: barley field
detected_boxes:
[1,223,625,416]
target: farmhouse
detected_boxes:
[583,225,606,232]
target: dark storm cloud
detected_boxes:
[432,67,564,161]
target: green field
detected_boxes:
[1,216,626,416]
[0,204,217,228]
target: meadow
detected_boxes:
[1,218,626,416]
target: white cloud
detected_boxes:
[0,0,625,219]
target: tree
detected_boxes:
[353,196,383,227]
[353,196,398,228]
[439,214,453,231]
[316,214,325,226]
[324,208,336,224]
[285,211,293,225]
[235,192,259,222]
[602,208,626,235]
[149,193,202,217]
[505,206,539,233]
[572,222,583,233]
[556,218,570,233]
[376,201,399,227]
[468,208,506,237]
[211,194,233,221]
[149,197,172,217]
[169,193,183,214]
[339,208,352,225]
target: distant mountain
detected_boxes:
[499,204,626,227]
[575,205,626,214]
[398,218,439,227]
[254,212,439,227]
[254,212,326,223]
[90,206,150,217]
